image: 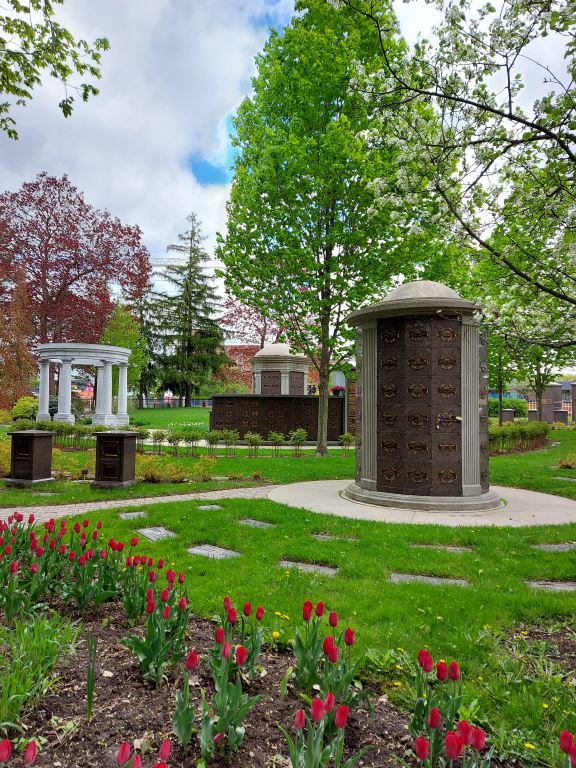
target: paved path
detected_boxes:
[3,481,576,527]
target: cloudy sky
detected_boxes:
[0,0,437,284]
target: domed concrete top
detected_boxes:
[253,343,308,361]
[346,280,477,326]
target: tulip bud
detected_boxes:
[146,600,156,614]
[436,661,448,681]
[178,572,185,584]
[115,742,131,766]
[186,651,199,670]
[131,755,142,768]
[449,661,460,681]
[227,607,237,624]
[329,611,338,627]
[162,604,170,620]
[160,588,170,603]
[222,641,231,659]
[428,707,441,729]
[561,731,574,755]
[256,605,265,621]
[167,569,176,584]
[414,736,430,761]
[471,727,486,751]
[311,698,325,722]
[130,537,138,547]
[0,738,11,761]
[9,561,18,574]
[235,645,248,666]
[344,627,355,646]
[302,600,313,622]
[243,602,252,617]
[223,595,232,610]
[315,601,324,617]
[445,732,464,760]
[148,571,156,583]
[216,626,225,644]
[157,559,164,569]
[178,597,187,610]
[158,739,171,760]
[23,740,37,764]
[294,709,306,729]
[334,704,349,729]
[324,691,335,713]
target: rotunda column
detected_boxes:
[37,359,51,421]
[54,357,75,424]
[117,363,129,426]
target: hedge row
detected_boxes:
[488,421,550,454]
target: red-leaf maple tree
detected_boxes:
[0,269,36,409]
[0,173,151,344]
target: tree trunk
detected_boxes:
[315,345,331,456]
[138,376,146,408]
[185,382,191,408]
[536,390,543,421]
[498,354,504,427]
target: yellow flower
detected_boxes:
[393,681,402,687]
[477,676,483,681]
[272,631,280,639]
[552,696,559,702]
[524,743,536,750]
[282,614,290,620]
[274,611,283,617]
[395,664,402,670]
[542,703,549,709]
[285,571,290,576]
[396,647,405,652]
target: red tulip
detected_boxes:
[414,736,430,761]
[344,627,355,646]
[28,513,35,524]
[74,523,81,534]
[157,559,164,569]
[571,745,576,768]
[243,602,252,617]
[116,742,131,766]
[58,545,66,556]
[222,642,231,659]
[178,572,185,584]
[116,542,125,552]
[92,530,98,540]
[160,588,170,602]
[147,557,153,567]
[9,561,17,574]
[223,595,232,610]
[436,661,448,681]
[302,600,313,621]
[126,556,133,567]
[329,611,338,627]
[162,604,170,620]
[131,756,142,768]
[311,698,325,722]
[146,588,154,601]
[83,519,89,528]
[130,537,138,547]
[30,563,38,574]
[324,691,335,713]
[153,763,167,768]
[0,739,11,761]
[158,739,171,760]
[457,720,473,745]
[216,627,225,644]
[235,645,248,666]
[23,740,37,764]
[323,636,335,653]
[315,601,324,617]
[96,521,102,529]
[148,571,156,583]
[166,569,176,584]
[445,732,464,760]
[471,727,486,751]
[561,731,574,755]
[146,600,156,614]
[214,733,225,745]
[256,606,265,621]
[186,651,199,670]
[449,661,460,681]
[428,707,441,729]
[68,551,75,562]
[417,649,433,673]
[294,709,306,729]
[227,607,237,624]
[334,704,349,729]
[178,597,187,610]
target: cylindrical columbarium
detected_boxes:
[344,281,502,511]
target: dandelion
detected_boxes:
[542,703,549,709]
[395,664,402,670]
[393,681,402,687]
[282,614,290,620]
[272,631,280,639]
[524,743,536,750]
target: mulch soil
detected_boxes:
[508,621,576,676]
[23,601,413,767]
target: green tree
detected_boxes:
[99,305,149,396]
[154,213,228,406]
[217,0,461,455]
[1,0,109,139]
[337,0,576,307]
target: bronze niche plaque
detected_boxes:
[437,441,457,454]
[408,355,428,371]
[407,469,429,484]
[381,328,400,344]
[438,468,457,485]
[381,356,400,370]
[437,327,457,341]
[382,384,399,398]
[381,440,400,454]
[408,384,428,399]
[407,411,429,428]
[407,323,429,342]
[437,384,457,398]
[437,354,457,370]
[381,467,401,483]
[407,441,428,454]
[380,409,399,426]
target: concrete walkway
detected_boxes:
[268,481,576,527]
[2,481,576,527]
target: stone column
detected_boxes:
[92,360,115,426]
[54,358,75,423]
[280,369,290,395]
[37,359,51,421]
[360,321,377,491]
[461,317,481,497]
[117,363,129,426]
[253,371,262,394]
[95,365,104,418]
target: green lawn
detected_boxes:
[67,495,576,767]
[129,406,211,430]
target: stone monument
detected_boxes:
[251,343,309,395]
[344,280,501,511]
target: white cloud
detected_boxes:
[0,0,294,269]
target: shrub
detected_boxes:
[10,396,38,421]
[151,430,167,454]
[0,409,12,424]
[135,454,186,483]
[0,441,10,477]
[557,453,576,469]
[550,420,569,430]
[181,428,202,456]
[289,428,308,457]
[339,433,355,455]
[191,455,216,481]
[268,431,285,456]
[222,429,240,457]
[488,421,550,454]
[205,430,223,456]
[244,431,263,457]
[487,397,528,418]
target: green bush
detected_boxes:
[557,452,576,469]
[0,409,12,424]
[339,432,356,455]
[0,440,10,477]
[135,454,186,483]
[289,427,308,457]
[10,396,38,421]
[267,431,285,456]
[244,431,263,457]
[488,421,550,454]
[487,397,528,418]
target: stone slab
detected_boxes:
[409,543,473,553]
[239,518,276,529]
[137,526,176,541]
[279,559,338,577]
[198,505,223,511]
[312,533,359,542]
[526,580,576,591]
[119,510,146,520]
[553,477,576,483]
[389,572,469,587]
[188,544,240,559]
[531,542,576,552]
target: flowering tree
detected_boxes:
[218,0,461,455]
[0,270,36,408]
[0,173,151,345]
[0,0,109,139]
[334,0,576,308]
[219,296,284,348]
